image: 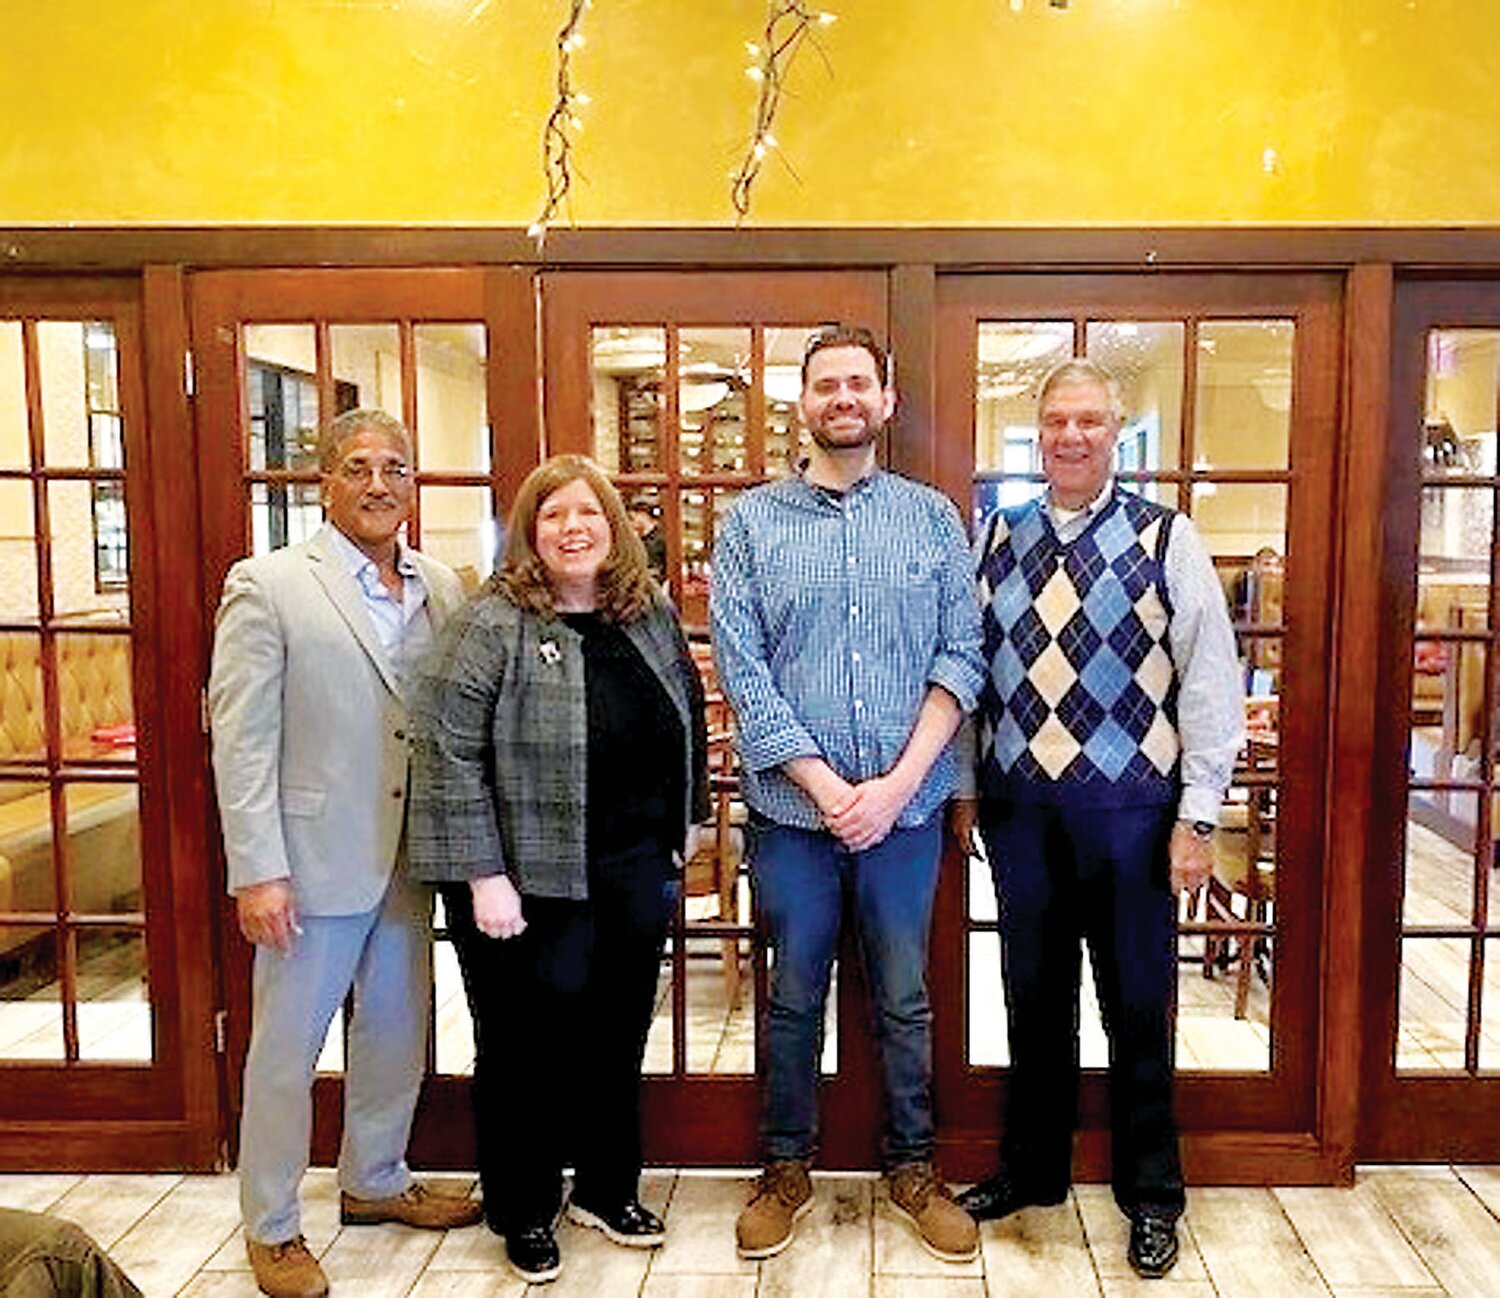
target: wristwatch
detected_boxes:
[1185,819,1216,840]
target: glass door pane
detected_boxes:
[1397,328,1500,1078]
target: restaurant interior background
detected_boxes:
[2,0,1500,1183]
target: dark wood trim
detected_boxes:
[888,264,937,485]
[0,1122,217,1172]
[937,1128,1346,1187]
[1327,264,1393,1172]
[9,227,1500,273]
[1360,276,1500,1162]
[485,267,542,515]
[142,264,224,1169]
[930,270,1347,1175]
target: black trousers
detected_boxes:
[442,847,675,1235]
[979,798,1184,1220]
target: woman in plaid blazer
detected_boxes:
[408,455,708,1286]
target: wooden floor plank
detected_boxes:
[977,1200,1101,1298]
[408,1274,524,1298]
[648,1172,756,1277]
[873,1277,985,1297]
[47,1173,182,1250]
[176,1273,265,1298]
[1186,1187,1330,1298]
[758,1175,872,1298]
[1099,1279,1216,1298]
[1325,1288,1446,1298]
[1074,1185,1209,1282]
[319,1221,444,1298]
[1366,1168,1500,1298]
[108,1174,244,1298]
[1454,1164,1500,1220]
[639,1276,757,1298]
[0,1172,82,1213]
[1274,1180,1438,1288]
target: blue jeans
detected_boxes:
[749,814,942,1167]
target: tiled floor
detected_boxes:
[2,1165,1499,1297]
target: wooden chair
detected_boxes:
[1203,796,1276,1019]
[682,644,749,1004]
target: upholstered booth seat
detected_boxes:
[0,631,139,957]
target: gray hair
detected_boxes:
[1038,359,1123,419]
[317,408,413,471]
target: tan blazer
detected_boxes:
[208,525,464,916]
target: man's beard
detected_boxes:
[808,415,883,451]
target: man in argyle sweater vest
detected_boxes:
[956,360,1243,1280]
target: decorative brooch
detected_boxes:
[538,639,561,666]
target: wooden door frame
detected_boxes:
[1359,275,1500,1162]
[186,266,540,1170]
[0,273,221,1169]
[926,271,1354,1185]
[542,268,907,1168]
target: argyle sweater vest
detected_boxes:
[976,489,1180,807]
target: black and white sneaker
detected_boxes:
[566,1198,666,1248]
[506,1225,562,1283]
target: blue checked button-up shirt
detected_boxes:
[710,471,985,832]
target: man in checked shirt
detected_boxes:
[710,325,985,1264]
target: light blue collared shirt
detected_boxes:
[322,523,434,692]
[710,471,985,832]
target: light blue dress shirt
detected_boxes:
[710,471,985,832]
[323,523,434,691]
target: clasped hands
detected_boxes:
[806,768,913,853]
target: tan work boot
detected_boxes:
[735,1160,813,1259]
[886,1162,980,1263]
[340,1180,484,1230]
[246,1235,328,1298]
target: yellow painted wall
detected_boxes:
[3,0,1500,225]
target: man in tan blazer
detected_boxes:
[209,409,479,1298]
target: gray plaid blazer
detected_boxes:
[406,586,708,899]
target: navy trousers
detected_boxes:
[979,798,1184,1220]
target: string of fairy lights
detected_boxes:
[527,0,591,246]
[730,2,837,224]
[523,0,1071,239]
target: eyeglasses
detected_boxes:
[333,459,411,485]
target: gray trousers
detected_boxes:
[238,876,432,1244]
[0,1210,142,1298]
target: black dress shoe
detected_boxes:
[506,1225,562,1283]
[1127,1214,1180,1279]
[954,1173,1067,1222]
[566,1197,666,1248]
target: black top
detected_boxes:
[560,611,686,865]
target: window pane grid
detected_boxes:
[1398,328,1500,1075]
[237,316,499,1080]
[968,314,1294,1074]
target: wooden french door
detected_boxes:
[542,270,893,1166]
[189,267,538,1168]
[933,273,1347,1183]
[1362,278,1500,1161]
[0,276,219,1167]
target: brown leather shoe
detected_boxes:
[735,1160,813,1259]
[886,1162,980,1263]
[339,1180,484,1230]
[246,1235,328,1298]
